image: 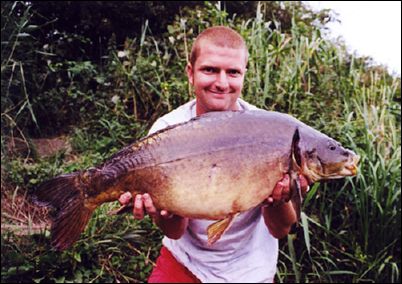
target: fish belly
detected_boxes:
[134,144,288,219]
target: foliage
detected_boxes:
[1,1,400,283]
[2,213,163,283]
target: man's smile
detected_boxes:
[208,90,231,97]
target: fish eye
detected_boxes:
[328,141,337,151]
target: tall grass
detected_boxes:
[342,76,401,282]
[279,74,401,282]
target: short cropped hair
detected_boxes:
[189,26,249,66]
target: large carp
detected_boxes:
[32,110,359,250]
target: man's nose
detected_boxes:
[215,71,229,90]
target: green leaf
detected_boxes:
[74,252,81,263]
[301,212,310,255]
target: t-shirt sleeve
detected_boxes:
[148,118,170,135]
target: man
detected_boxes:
[119,26,309,283]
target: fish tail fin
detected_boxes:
[207,213,239,245]
[31,172,94,250]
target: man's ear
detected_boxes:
[186,63,194,85]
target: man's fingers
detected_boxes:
[160,210,174,219]
[119,192,132,205]
[133,194,144,220]
[271,184,282,201]
[128,193,169,220]
[272,174,289,201]
[143,194,172,218]
[267,174,309,207]
[282,179,290,201]
[266,197,274,204]
[143,193,157,216]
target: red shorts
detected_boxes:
[148,246,201,283]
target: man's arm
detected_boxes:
[262,174,309,239]
[262,202,297,239]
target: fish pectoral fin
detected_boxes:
[289,171,303,221]
[207,213,239,245]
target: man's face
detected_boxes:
[186,42,247,116]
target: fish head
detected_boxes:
[294,130,360,183]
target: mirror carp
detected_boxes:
[32,110,359,250]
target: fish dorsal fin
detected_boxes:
[207,213,239,245]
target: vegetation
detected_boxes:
[1,1,400,283]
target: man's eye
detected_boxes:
[228,70,241,76]
[203,67,215,73]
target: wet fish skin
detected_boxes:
[31,110,359,250]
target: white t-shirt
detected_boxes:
[148,98,278,283]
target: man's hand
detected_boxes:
[118,192,173,220]
[118,192,188,240]
[265,174,310,207]
[262,174,310,238]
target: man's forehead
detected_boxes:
[196,42,247,68]
[198,40,246,54]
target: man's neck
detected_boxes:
[195,100,241,116]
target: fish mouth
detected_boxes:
[304,155,360,181]
[328,154,360,177]
[337,167,357,177]
[344,165,357,176]
[344,155,360,176]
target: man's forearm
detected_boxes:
[262,202,297,239]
